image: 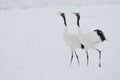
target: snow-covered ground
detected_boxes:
[0,4,120,80]
[0,0,120,9]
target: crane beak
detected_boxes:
[72,12,77,15]
[56,11,64,15]
[72,12,79,16]
[56,12,61,15]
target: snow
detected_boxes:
[0,4,120,80]
[0,0,120,9]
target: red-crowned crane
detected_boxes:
[58,12,84,66]
[73,12,106,67]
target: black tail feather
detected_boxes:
[94,29,106,42]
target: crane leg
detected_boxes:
[85,51,89,66]
[96,49,101,67]
[74,51,80,66]
[70,51,73,66]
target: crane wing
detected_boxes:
[84,32,101,43]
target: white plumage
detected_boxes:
[58,12,82,66]
[78,29,101,50]
[63,29,81,50]
[73,12,106,67]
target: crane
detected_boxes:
[73,12,106,67]
[58,12,84,66]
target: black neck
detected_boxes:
[77,15,80,27]
[62,15,67,27]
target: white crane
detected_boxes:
[58,12,83,66]
[73,12,107,67]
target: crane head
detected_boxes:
[73,12,80,27]
[72,12,80,17]
[57,12,65,17]
[57,12,67,26]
